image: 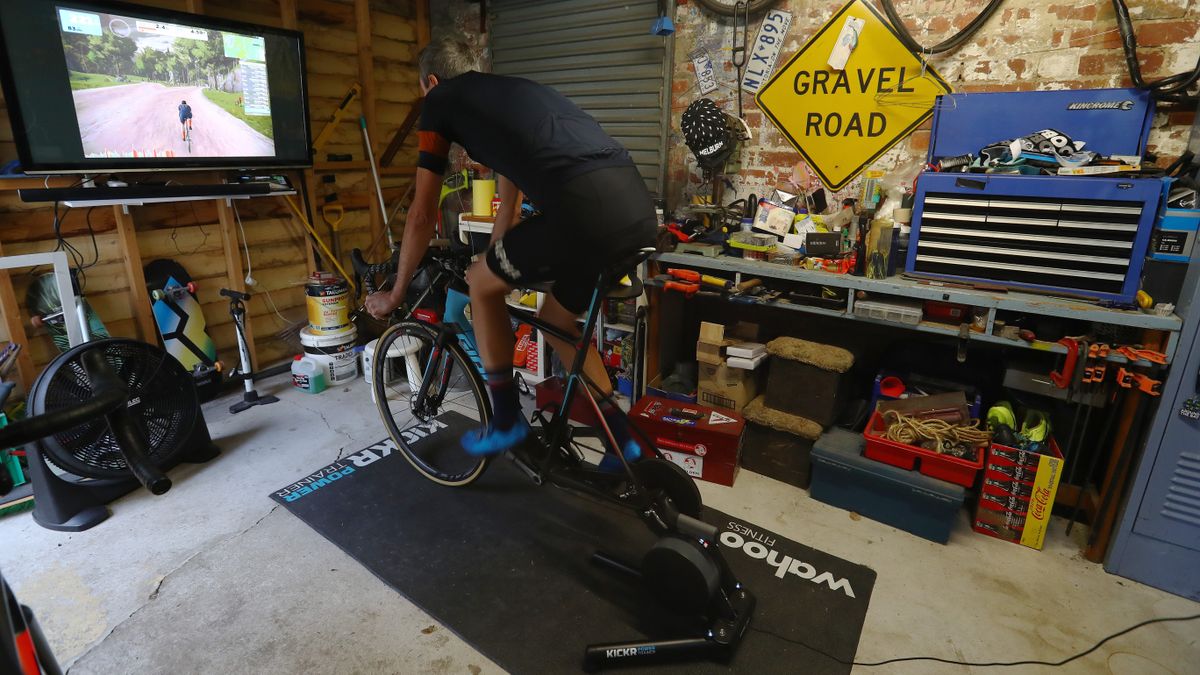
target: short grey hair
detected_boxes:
[418,37,482,82]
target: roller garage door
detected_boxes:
[490,0,673,195]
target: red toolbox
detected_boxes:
[863,411,985,487]
[628,395,744,486]
[973,439,1064,550]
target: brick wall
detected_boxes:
[666,0,1199,209]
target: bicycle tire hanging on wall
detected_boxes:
[694,0,778,17]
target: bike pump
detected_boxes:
[220,288,279,414]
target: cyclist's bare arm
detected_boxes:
[490,174,523,244]
[380,167,440,304]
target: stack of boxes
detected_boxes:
[695,321,765,412]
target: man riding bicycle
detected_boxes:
[178,100,193,140]
[365,38,657,463]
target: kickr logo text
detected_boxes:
[721,525,857,598]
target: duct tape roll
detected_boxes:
[893,207,912,224]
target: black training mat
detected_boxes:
[272,412,876,673]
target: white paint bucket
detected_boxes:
[299,324,358,385]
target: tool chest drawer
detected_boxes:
[907,172,1160,302]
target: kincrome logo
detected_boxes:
[1067,100,1134,111]
[605,646,656,659]
[722,522,857,598]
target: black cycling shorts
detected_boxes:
[485,165,657,314]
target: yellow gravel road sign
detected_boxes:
[755,0,951,190]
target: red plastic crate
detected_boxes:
[863,412,985,487]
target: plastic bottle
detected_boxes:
[291,354,327,394]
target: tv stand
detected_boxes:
[18,180,294,207]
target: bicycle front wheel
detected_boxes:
[372,320,491,486]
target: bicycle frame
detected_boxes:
[398,254,647,489]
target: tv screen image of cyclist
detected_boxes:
[56,6,276,158]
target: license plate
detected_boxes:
[741,9,793,94]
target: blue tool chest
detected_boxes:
[906,88,1161,303]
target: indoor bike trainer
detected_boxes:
[354,243,756,669]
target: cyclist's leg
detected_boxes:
[536,294,609,395]
[461,257,527,455]
[536,291,641,468]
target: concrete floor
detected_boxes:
[1,374,1197,674]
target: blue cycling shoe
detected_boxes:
[597,439,643,473]
[461,418,532,457]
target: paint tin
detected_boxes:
[299,324,359,385]
[305,272,350,333]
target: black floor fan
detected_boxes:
[24,338,218,531]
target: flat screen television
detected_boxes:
[0,0,311,173]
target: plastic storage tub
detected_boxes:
[811,428,966,543]
[863,411,985,487]
[853,298,922,325]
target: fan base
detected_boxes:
[28,442,133,531]
[28,417,220,532]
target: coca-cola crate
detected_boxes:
[973,439,1064,550]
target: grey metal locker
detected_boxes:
[1108,258,1200,600]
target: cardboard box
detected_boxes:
[696,321,760,366]
[973,439,1064,550]
[698,361,760,412]
[645,374,696,404]
[628,395,744,486]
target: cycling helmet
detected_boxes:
[681,98,736,172]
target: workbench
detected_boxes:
[655,251,1182,367]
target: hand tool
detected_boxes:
[1050,337,1081,388]
[1115,368,1163,396]
[1115,345,1168,365]
[666,268,729,290]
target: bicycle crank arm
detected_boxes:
[505,451,543,485]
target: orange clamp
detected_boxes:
[1116,368,1162,396]
[1116,345,1167,365]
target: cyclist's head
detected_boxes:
[181,100,186,105]
[417,37,483,93]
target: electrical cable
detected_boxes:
[1111,0,1200,102]
[82,207,100,272]
[878,0,1004,55]
[751,613,1200,668]
[230,201,297,329]
[230,200,253,281]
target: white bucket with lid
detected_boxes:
[299,324,359,385]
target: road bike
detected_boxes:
[353,240,754,668]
